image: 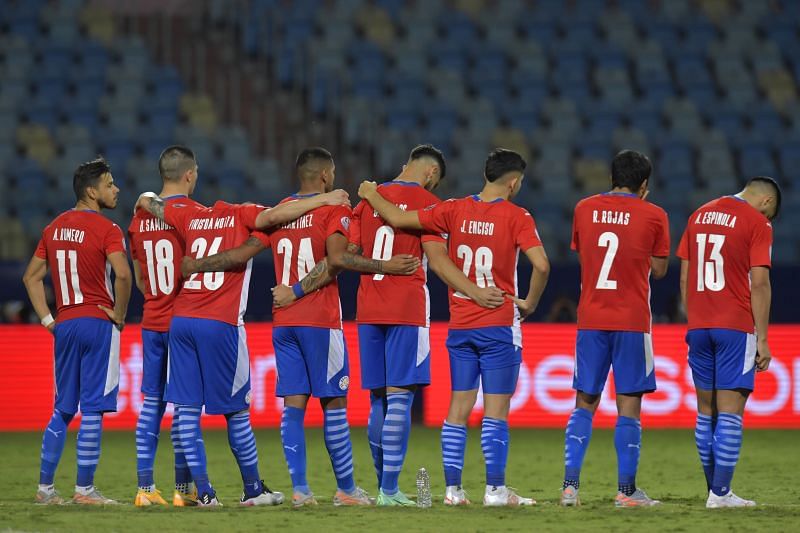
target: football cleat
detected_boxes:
[443,486,471,506]
[291,491,318,508]
[240,483,284,506]
[706,490,756,508]
[197,492,222,507]
[35,487,64,505]
[135,487,168,506]
[173,487,199,507]
[560,485,580,507]
[376,489,415,507]
[483,486,536,507]
[615,488,661,507]
[72,486,117,505]
[333,486,372,506]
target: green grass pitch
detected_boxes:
[1,428,798,532]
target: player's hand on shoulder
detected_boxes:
[507,294,536,319]
[134,192,158,214]
[383,254,420,275]
[357,181,378,199]
[271,284,296,308]
[97,305,124,331]
[181,256,198,278]
[755,338,772,372]
[321,189,350,207]
[469,286,506,309]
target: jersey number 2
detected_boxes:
[277,237,315,286]
[454,244,494,298]
[596,231,619,290]
[184,237,225,290]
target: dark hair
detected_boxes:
[73,157,111,200]
[295,147,333,169]
[484,148,526,182]
[409,144,446,179]
[158,145,196,181]
[611,150,652,191]
[749,176,782,219]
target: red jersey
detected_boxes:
[268,195,351,329]
[128,195,204,331]
[164,200,271,326]
[417,195,542,329]
[571,193,670,332]
[35,209,127,323]
[350,181,444,327]
[677,196,773,333]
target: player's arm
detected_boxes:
[508,245,550,319]
[357,181,423,230]
[131,260,145,294]
[135,193,165,220]
[424,241,505,309]
[98,251,132,330]
[21,255,55,334]
[254,190,350,229]
[679,259,689,311]
[182,236,266,276]
[651,256,669,280]
[750,266,772,371]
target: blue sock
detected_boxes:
[176,405,213,497]
[615,416,641,496]
[367,392,386,488]
[226,411,263,498]
[381,391,413,495]
[441,421,467,487]
[695,413,714,491]
[40,409,74,485]
[481,417,509,488]
[76,412,103,487]
[281,406,309,494]
[170,410,192,486]
[323,408,355,493]
[711,412,743,496]
[136,396,166,488]
[563,408,593,488]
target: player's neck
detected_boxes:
[478,184,509,202]
[74,198,100,212]
[159,185,189,198]
[394,169,425,186]
[296,185,324,196]
[609,186,638,196]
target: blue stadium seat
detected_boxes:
[738,146,777,178]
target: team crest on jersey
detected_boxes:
[338,376,350,391]
[340,216,350,231]
[245,390,252,405]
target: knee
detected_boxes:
[575,391,601,413]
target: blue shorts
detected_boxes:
[53,317,120,414]
[141,329,169,398]
[687,328,757,391]
[573,330,657,395]
[446,327,521,395]
[165,317,251,415]
[273,326,350,398]
[358,324,430,390]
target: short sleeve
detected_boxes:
[570,208,579,251]
[250,230,272,248]
[676,226,689,260]
[127,229,138,259]
[750,220,773,268]
[652,209,670,257]
[516,209,543,251]
[34,237,47,259]
[234,203,269,231]
[103,224,126,256]
[349,202,363,248]
[326,205,352,239]
[417,200,455,235]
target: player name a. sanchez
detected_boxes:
[189,215,235,230]
[593,210,631,225]
[51,227,86,243]
[281,213,313,229]
[138,219,174,232]
[460,220,495,235]
[694,211,737,228]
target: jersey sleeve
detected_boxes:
[516,209,543,251]
[750,221,773,268]
[235,203,269,231]
[34,237,47,259]
[349,202,363,248]
[676,225,689,260]
[103,224,127,256]
[326,205,352,239]
[417,200,455,235]
[652,209,671,257]
[570,208,579,251]
[249,230,272,248]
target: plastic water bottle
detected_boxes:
[416,467,431,508]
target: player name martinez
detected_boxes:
[188,215,235,230]
[593,209,631,225]
[281,213,313,229]
[460,220,495,235]
[694,210,737,228]
[138,218,174,232]
[52,227,85,243]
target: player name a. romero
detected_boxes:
[280,213,314,229]
[592,210,631,225]
[137,218,174,232]
[188,215,235,230]
[694,210,737,228]
[459,220,495,235]
[51,227,86,243]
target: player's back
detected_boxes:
[572,193,670,332]
[354,181,441,327]
[37,209,126,323]
[128,195,204,331]
[166,200,267,326]
[419,195,542,329]
[678,195,773,333]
